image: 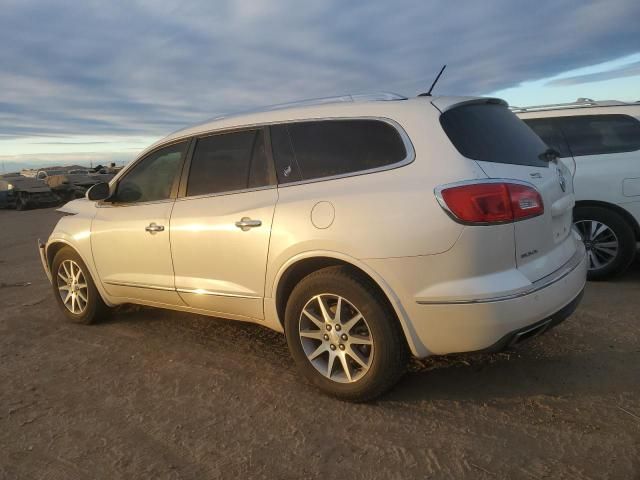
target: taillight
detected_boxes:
[437,182,544,224]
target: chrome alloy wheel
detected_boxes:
[575,219,620,271]
[56,259,89,315]
[298,294,374,383]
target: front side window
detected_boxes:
[270,119,407,183]
[556,114,640,157]
[523,118,572,158]
[115,142,187,203]
[186,129,272,197]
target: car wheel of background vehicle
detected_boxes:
[15,194,27,211]
[284,265,408,402]
[51,246,110,324]
[574,206,636,280]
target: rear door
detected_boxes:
[438,100,577,282]
[169,127,277,320]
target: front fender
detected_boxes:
[44,214,114,307]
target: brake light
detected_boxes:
[437,182,544,224]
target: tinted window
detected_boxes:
[116,142,187,203]
[270,125,302,182]
[186,129,272,197]
[440,103,548,167]
[556,114,640,156]
[270,119,407,183]
[524,118,572,158]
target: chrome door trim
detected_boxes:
[271,116,416,188]
[104,280,176,292]
[174,184,276,202]
[176,288,261,299]
[416,245,586,305]
[104,281,262,300]
[147,116,415,195]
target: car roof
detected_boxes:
[140,93,502,158]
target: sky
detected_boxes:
[1,0,640,172]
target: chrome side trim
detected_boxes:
[176,288,261,299]
[104,280,175,292]
[143,116,415,193]
[103,281,262,299]
[174,184,275,202]
[433,178,543,226]
[416,246,586,305]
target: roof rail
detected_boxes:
[165,92,409,139]
[510,98,631,113]
[255,92,407,112]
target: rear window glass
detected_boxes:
[270,119,407,183]
[523,118,572,158]
[555,114,640,157]
[440,103,548,167]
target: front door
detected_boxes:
[91,141,189,305]
[170,128,277,320]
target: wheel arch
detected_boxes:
[575,200,640,240]
[272,252,425,357]
[45,239,114,307]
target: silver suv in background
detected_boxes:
[39,93,586,401]
[516,99,640,279]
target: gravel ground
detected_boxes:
[1,207,639,479]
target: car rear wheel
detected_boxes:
[51,246,110,324]
[574,206,636,280]
[284,266,407,402]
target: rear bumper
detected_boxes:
[477,287,584,353]
[367,243,587,357]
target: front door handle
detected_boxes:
[145,222,165,233]
[235,217,262,231]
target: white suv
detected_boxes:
[516,99,640,279]
[38,93,587,401]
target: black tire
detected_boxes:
[51,246,110,324]
[574,206,636,280]
[284,266,408,402]
[15,194,27,211]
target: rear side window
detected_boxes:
[440,103,548,167]
[555,114,640,157]
[270,119,407,183]
[523,118,572,158]
[186,129,273,197]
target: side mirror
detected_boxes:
[86,182,110,201]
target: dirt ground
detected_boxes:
[0,207,638,479]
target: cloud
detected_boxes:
[1,0,639,143]
[546,61,640,86]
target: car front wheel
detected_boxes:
[51,246,110,324]
[284,266,408,402]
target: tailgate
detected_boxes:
[476,160,576,281]
[438,100,578,282]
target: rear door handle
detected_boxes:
[145,222,165,233]
[235,217,262,231]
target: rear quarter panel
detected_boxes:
[264,101,486,299]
